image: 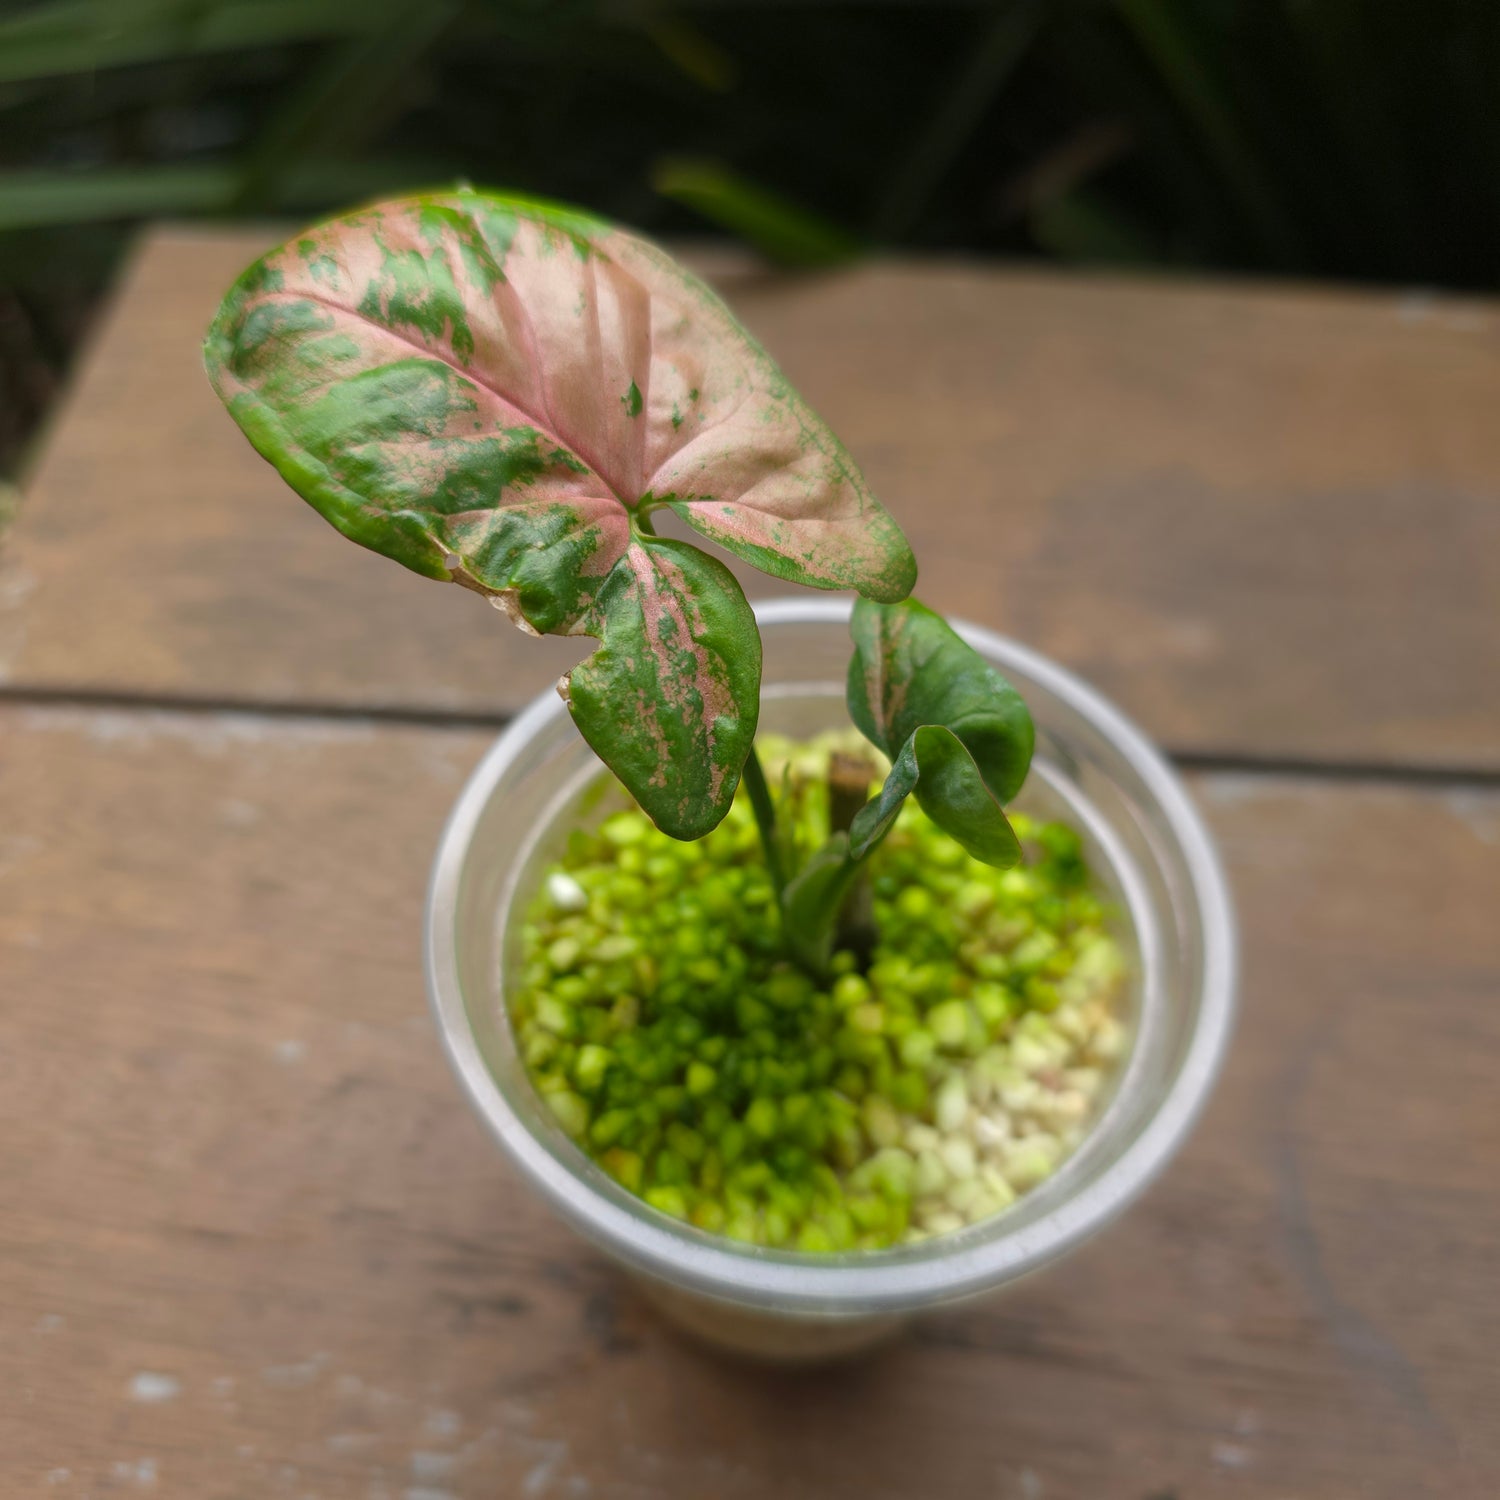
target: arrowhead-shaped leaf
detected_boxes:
[203,188,915,838]
[846,597,1033,866]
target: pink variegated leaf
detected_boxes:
[204,189,913,836]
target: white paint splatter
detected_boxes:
[111,1458,157,1488]
[1395,290,1490,332]
[403,1489,456,1500]
[327,1434,378,1455]
[128,1373,180,1404]
[262,1355,325,1388]
[34,1313,64,1333]
[45,1469,70,1485]
[221,798,262,827]
[423,1410,461,1439]
[521,1440,568,1497]
[1212,1442,1252,1469]
[1445,790,1500,846]
[275,1039,308,1065]
[411,1453,455,1481]
[1018,1470,1044,1500]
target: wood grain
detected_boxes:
[3,707,1496,1498]
[5,226,1498,769]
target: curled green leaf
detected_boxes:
[849,724,1020,866]
[847,596,1033,867]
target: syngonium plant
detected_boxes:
[204,188,1035,974]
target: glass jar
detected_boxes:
[425,599,1237,1359]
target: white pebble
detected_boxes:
[1053,1003,1090,1042]
[921,1209,965,1236]
[946,1178,989,1218]
[939,1136,977,1180]
[1047,1089,1089,1124]
[999,1080,1040,1114]
[914,1149,948,1197]
[1005,1137,1059,1190]
[1092,1016,1127,1061]
[1011,1034,1054,1073]
[980,1166,1017,1207]
[935,1074,969,1133]
[545,872,588,913]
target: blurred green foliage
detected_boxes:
[3,0,1499,473]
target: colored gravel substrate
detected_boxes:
[509,733,1128,1252]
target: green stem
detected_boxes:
[827,752,878,965]
[740,745,785,896]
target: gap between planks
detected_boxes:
[2,683,1498,793]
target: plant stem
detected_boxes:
[827,751,878,966]
[740,744,784,895]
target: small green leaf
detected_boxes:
[848,724,1020,866]
[847,596,1033,868]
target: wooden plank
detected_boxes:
[2,706,1496,1496]
[4,225,1499,768]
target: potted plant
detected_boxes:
[206,189,1235,1358]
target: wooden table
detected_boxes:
[2,226,1497,1499]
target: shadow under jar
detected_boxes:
[425,598,1237,1360]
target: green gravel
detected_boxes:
[509,732,1126,1252]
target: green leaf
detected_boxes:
[205,189,913,838]
[848,724,1020,867]
[652,157,862,268]
[846,596,1033,867]
[0,166,237,229]
[0,0,391,85]
[565,537,760,840]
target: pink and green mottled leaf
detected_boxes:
[567,538,759,839]
[846,596,1033,867]
[203,187,915,837]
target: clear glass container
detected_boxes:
[425,599,1236,1358]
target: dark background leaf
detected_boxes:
[7,0,1500,480]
